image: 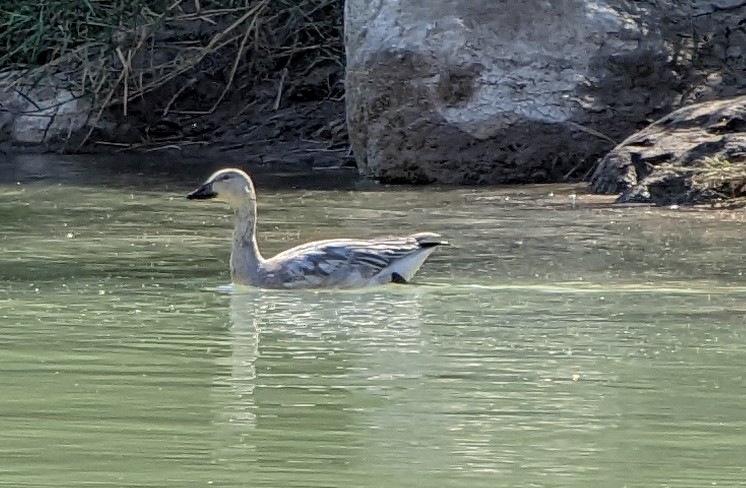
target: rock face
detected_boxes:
[344,0,746,184]
[0,72,91,144]
[589,95,746,205]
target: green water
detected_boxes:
[2,155,746,487]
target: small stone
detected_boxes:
[0,71,91,144]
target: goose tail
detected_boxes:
[412,232,449,248]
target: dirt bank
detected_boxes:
[1,0,350,170]
[1,94,352,172]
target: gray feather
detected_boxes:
[261,233,446,288]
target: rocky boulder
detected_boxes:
[344,0,746,184]
[589,95,746,205]
[0,72,92,144]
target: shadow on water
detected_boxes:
[0,153,362,191]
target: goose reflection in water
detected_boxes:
[213,286,429,435]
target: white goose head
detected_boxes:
[186,168,257,209]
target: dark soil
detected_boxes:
[1,89,353,173]
[1,0,350,172]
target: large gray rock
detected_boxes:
[345,0,746,184]
[589,95,746,205]
[0,72,92,144]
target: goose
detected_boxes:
[186,168,447,289]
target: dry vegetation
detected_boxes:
[0,0,345,149]
[674,156,746,202]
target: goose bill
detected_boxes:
[186,184,217,200]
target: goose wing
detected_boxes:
[268,233,446,285]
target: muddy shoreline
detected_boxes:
[1,96,354,175]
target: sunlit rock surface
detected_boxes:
[590,94,746,205]
[345,0,746,184]
[0,72,91,144]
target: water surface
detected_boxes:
[2,154,746,487]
